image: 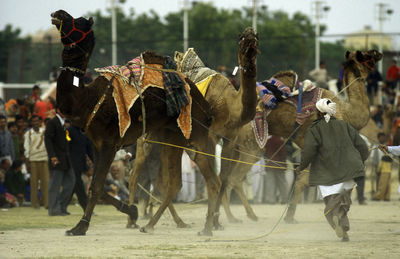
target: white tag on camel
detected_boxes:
[232,66,239,76]
[73,76,79,87]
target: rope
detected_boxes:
[144,139,308,172]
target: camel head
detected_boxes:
[344,50,383,78]
[51,10,95,73]
[238,27,259,77]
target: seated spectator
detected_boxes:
[0,168,17,208]
[4,160,25,205]
[82,163,93,195]
[105,165,129,202]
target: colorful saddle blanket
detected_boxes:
[251,111,269,149]
[95,55,192,139]
[256,78,291,110]
[285,87,322,125]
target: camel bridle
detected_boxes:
[362,56,376,71]
[59,18,92,48]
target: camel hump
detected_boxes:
[142,51,165,65]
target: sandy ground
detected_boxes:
[1,193,400,259]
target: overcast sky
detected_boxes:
[1,0,399,47]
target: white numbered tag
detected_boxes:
[232,66,239,76]
[73,76,79,87]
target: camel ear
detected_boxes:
[345,51,350,59]
[89,17,94,26]
[355,50,364,62]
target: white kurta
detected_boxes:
[318,180,355,198]
[388,146,400,156]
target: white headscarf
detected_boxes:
[316,98,336,123]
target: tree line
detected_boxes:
[0,2,347,83]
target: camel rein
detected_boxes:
[84,76,114,132]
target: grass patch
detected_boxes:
[0,204,125,231]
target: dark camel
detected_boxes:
[51,10,214,236]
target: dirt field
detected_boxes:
[1,192,400,259]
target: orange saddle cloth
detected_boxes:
[95,56,192,139]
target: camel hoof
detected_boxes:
[197,229,213,236]
[228,217,243,223]
[140,226,154,234]
[247,214,258,222]
[177,222,191,228]
[126,223,140,229]
[213,223,224,231]
[128,205,138,221]
[65,220,89,236]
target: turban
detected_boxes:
[316,98,336,123]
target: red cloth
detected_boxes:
[265,136,287,167]
[386,65,400,82]
[34,100,53,120]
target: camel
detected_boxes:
[214,50,383,223]
[50,10,225,236]
[127,33,259,235]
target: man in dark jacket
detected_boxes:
[296,98,369,242]
[44,109,75,216]
[66,122,93,212]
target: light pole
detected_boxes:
[313,1,329,70]
[377,3,393,73]
[111,0,117,65]
[251,0,267,33]
[183,0,189,52]
[110,0,126,65]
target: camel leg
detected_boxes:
[140,143,183,233]
[195,141,221,236]
[233,179,258,221]
[222,183,243,223]
[66,144,138,235]
[155,159,191,228]
[127,136,149,228]
[213,141,237,230]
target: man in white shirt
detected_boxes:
[24,115,49,209]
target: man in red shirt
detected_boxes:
[386,59,400,89]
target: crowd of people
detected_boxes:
[1,59,400,234]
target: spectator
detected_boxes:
[371,133,386,193]
[112,149,132,196]
[105,165,128,202]
[177,151,196,202]
[66,122,93,211]
[366,66,383,105]
[24,115,49,209]
[386,59,400,89]
[0,115,15,163]
[0,98,6,116]
[44,108,75,216]
[372,105,383,128]
[372,155,392,201]
[4,160,25,206]
[8,122,23,161]
[336,62,345,93]
[263,136,289,204]
[82,163,93,195]
[34,99,54,121]
[309,61,329,90]
[0,161,17,208]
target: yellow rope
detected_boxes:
[144,139,308,172]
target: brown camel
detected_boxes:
[360,105,396,144]
[215,50,383,224]
[127,33,259,234]
[50,10,221,236]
